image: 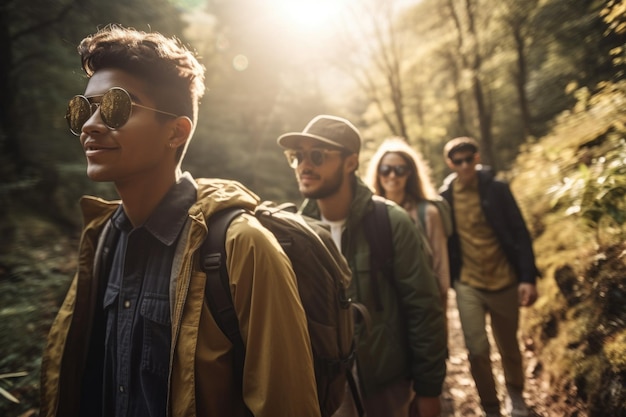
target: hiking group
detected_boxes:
[40,25,539,417]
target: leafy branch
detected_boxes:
[548,137,626,244]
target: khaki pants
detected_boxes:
[453,281,525,414]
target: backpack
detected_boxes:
[363,196,438,311]
[200,202,365,417]
[417,197,453,238]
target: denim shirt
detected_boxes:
[101,177,196,417]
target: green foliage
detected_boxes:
[579,154,626,226]
[539,84,626,245]
[513,74,626,416]
[602,0,626,79]
[0,0,190,227]
[0,205,77,415]
[549,146,626,225]
[605,329,626,370]
[4,0,626,212]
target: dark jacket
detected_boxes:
[440,167,540,286]
[301,178,447,398]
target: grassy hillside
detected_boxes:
[512,81,626,416]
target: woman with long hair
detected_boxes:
[365,137,450,309]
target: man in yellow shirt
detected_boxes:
[440,137,539,417]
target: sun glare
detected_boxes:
[272,0,346,32]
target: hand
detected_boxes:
[518,283,538,306]
[409,395,441,417]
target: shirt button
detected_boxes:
[123,300,131,308]
[119,385,125,393]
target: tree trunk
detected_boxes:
[465,0,495,170]
[513,27,533,140]
[0,11,21,178]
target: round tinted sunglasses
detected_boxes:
[284,149,344,168]
[378,164,410,177]
[65,87,179,136]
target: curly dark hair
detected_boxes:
[77,24,206,160]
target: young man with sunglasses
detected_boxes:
[278,115,447,417]
[40,25,321,417]
[440,137,540,417]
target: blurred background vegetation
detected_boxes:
[0,0,625,415]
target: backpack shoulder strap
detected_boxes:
[200,207,247,391]
[362,196,394,311]
[418,198,453,238]
[417,200,428,231]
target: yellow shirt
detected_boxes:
[452,177,517,290]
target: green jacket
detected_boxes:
[40,175,321,417]
[301,178,446,398]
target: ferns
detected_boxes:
[548,136,626,245]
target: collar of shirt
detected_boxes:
[453,174,479,193]
[111,176,197,246]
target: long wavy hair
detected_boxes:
[365,137,438,202]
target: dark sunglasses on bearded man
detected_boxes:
[65,87,179,136]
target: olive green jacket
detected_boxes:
[40,176,321,417]
[301,178,446,398]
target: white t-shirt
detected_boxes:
[321,216,346,252]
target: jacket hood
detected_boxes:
[193,176,260,218]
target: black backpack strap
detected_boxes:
[362,196,394,311]
[346,370,365,417]
[199,207,249,406]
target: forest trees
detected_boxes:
[1,0,624,219]
[499,0,540,141]
[0,0,79,181]
[331,1,412,142]
[1,0,186,177]
[0,0,187,225]
[338,0,624,177]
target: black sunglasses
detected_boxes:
[65,87,179,136]
[451,154,476,166]
[378,164,410,177]
[284,149,344,168]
